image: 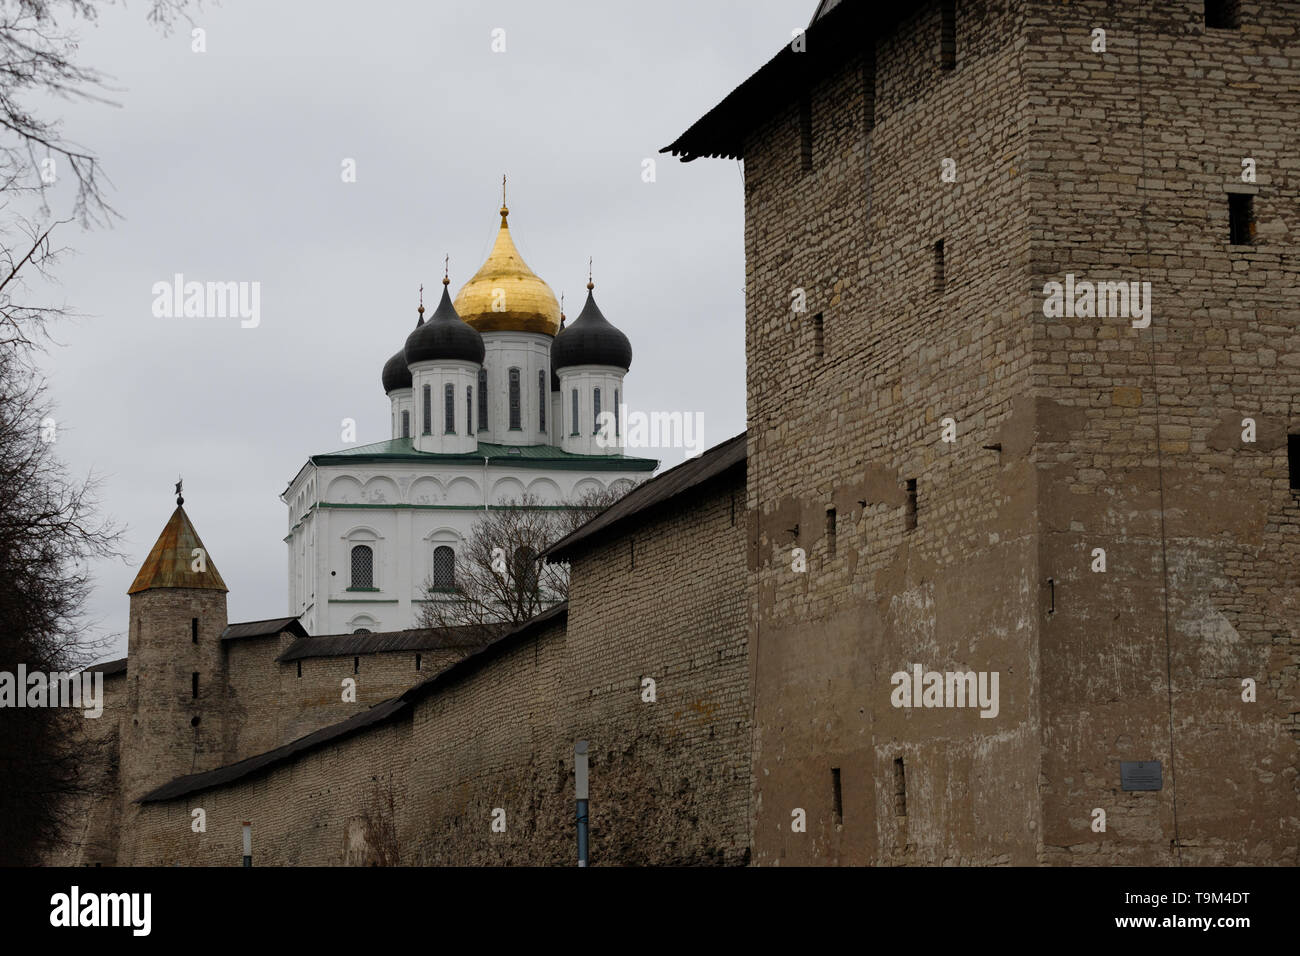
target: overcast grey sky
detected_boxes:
[31,1,806,659]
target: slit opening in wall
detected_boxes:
[862,51,876,132]
[191,617,198,644]
[813,312,824,360]
[191,672,198,700]
[296,660,302,679]
[1289,434,1299,491]
[1229,194,1253,245]
[905,478,918,532]
[353,656,359,675]
[826,507,837,557]
[416,653,422,671]
[933,240,946,293]
[893,757,907,816]
[799,91,813,173]
[831,767,843,826]
[939,0,956,70]
[1205,0,1241,29]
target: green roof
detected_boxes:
[309,439,659,472]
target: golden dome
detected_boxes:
[453,205,561,336]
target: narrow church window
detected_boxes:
[863,51,876,132]
[831,767,843,825]
[933,240,945,292]
[191,672,199,699]
[813,312,824,359]
[893,757,907,816]
[571,389,579,436]
[509,368,522,430]
[940,0,956,70]
[614,389,620,437]
[799,91,813,173]
[1205,0,1241,29]
[905,478,918,532]
[191,617,198,644]
[444,383,456,434]
[401,410,410,439]
[538,371,546,432]
[826,508,837,556]
[1229,194,1253,245]
[422,385,432,436]
[350,545,374,589]
[593,388,601,434]
[478,368,488,431]
[1289,434,1299,491]
[433,545,456,590]
[467,386,473,434]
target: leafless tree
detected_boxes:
[417,486,628,630]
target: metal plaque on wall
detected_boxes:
[1121,761,1163,791]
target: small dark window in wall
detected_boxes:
[905,478,918,532]
[191,618,198,644]
[826,508,837,556]
[1289,434,1299,490]
[416,653,422,671]
[353,656,359,675]
[630,538,636,570]
[799,92,813,173]
[893,757,908,816]
[191,672,199,699]
[190,716,200,728]
[296,660,302,679]
[831,767,843,825]
[1205,0,1241,29]
[1229,194,1254,245]
[813,312,824,359]
[940,0,956,70]
[934,239,946,292]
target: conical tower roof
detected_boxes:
[127,505,228,594]
[453,203,561,336]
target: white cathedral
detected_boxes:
[282,201,658,635]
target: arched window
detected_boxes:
[352,628,372,635]
[422,385,432,436]
[538,370,546,432]
[571,389,579,436]
[614,389,620,437]
[444,383,455,434]
[467,385,473,434]
[508,368,521,430]
[433,545,456,590]
[513,546,538,595]
[593,387,601,434]
[401,409,410,439]
[350,545,374,589]
[478,368,488,431]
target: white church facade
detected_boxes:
[282,202,658,635]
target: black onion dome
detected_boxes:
[404,283,485,365]
[382,304,424,393]
[551,287,632,372]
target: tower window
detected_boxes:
[350,544,374,589]
[508,368,522,430]
[478,368,488,431]
[444,383,456,435]
[1205,0,1240,29]
[934,240,946,292]
[940,0,956,70]
[813,312,824,360]
[893,757,907,816]
[826,508,836,557]
[1229,194,1254,245]
[433,545,456,590]
[191,617,198,644]
[905,478,918,532]
[191,672,199,699]
[538,371,546,432]
[467,386,473,435]
[401,409,410,439]
[1289,434,1299,491]
[296,660,302,679]
[422,385,431,436]
[799,92,813,173]
[415,653,422,671]
[614,389,620,437]
[353,657,359,675]
[831,767,843,826]
[593,387,602,434]
[571,389,579,436]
